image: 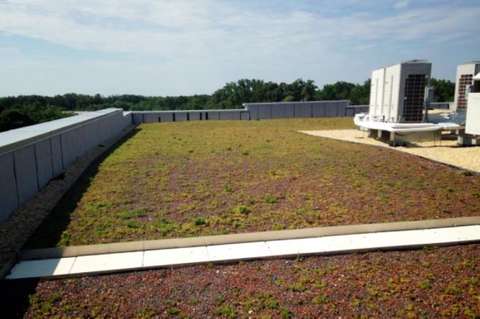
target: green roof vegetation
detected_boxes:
[27,118,480,247]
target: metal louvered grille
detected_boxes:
[403,74,426,122]
[457,74,473,109]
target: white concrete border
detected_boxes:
[6,225,480,280]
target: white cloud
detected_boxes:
[0,0,477,56]
[0,0,478,95]
[394,0,410,9]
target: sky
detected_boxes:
[0,0,479,96]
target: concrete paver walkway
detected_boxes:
[7,225,480,280]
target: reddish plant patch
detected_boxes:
[13,244,480,318]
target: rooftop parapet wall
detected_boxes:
[0,109,132,222]
[131,109,250,124]
[243,100,351,120]
[131,101,360,124]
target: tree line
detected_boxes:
[0,78,454,132]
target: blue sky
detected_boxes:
[0,0,479,96]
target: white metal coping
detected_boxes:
[0,108,126,156]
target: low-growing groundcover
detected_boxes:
[28,118,480,247]
[5,244,480,318]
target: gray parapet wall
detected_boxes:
[243,100,351,120]
[131,109,251,124]
[0,109,132,221]
[131,101,367,124]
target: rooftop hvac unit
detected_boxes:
[465,73,480,136]
[369,60,432,123]
[454,61,480,111]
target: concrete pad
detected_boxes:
[207,241,273,261]
[69,251,143,275]
[267,236,354,256]
[6,257,75,279]
[266,239,303,256]
[298,236,355,254]
[144,246,209,267]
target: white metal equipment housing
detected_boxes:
[369,60,432,123]
[454,62,480,111]
[465,73,480,136]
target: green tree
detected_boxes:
[349,80,371,105]
[430,78,455,102]
[0,109,35,132]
